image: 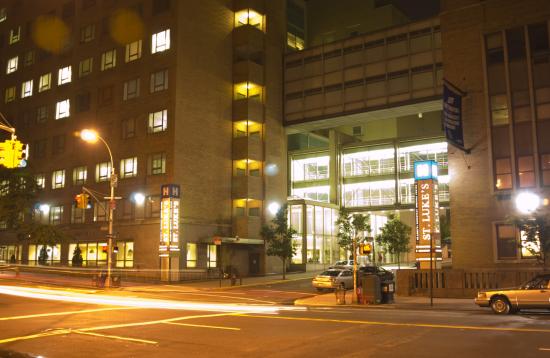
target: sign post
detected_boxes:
[414,161,441,306]
[160,184,181,282]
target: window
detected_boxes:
[94,202,108,222]
[496,224,517,260]
[9,26,20,44]
[35,174,45,189]
[495,158,512,190]
[52,134,66,155]
[71,205,85,224]
[95,162,111,182]
[62,1,75,18]
[0,8,6,22]
[80,24,95,43]
[115,241,134,268]
[6,56,18,74]
[68,242,107,266]
[28,244,61,264]
[101,49,116,70]
[145,195,160,218]
[490,95,509,125]
[186,243,197,267]
[39,73,51,92]
[21,80,33,98]
[58,66,72,85]
[148,152,166,175]
[33,139,47,158]
[125,40,142,62]
[207,244,217,268]
[233,82,262,100]
[23,50,35,67]
[98,85,113,107]
[82,0,96,10]
[76,92,91,112]
[121,118,135,139]
[73,166,87,185]
[287,32,305,50]
[120,157,138,178]
[234,9,264,30]
[79,57,93,77]
[120,199,134,220]
[123,78,140,100]
[150,69,168,92]
[4,86,16,103]
[51,170,65,189]
[55,99,70,119]
[148,109,167,133]
[517,156,535,188]
[36,105,48,123]
[151,29,170,53]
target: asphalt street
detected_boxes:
[0,278,549,358]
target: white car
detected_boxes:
[312,269,353,291]
[329,260,355,270]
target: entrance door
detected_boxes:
[249,253,260,275]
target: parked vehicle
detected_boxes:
[358,266,394,281]
[329,260,355,270]
[312,269,353,291]
[474,274,550,314]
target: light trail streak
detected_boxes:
[0,285,304,314]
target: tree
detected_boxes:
[0,167,38,230]
[335,208,370,303]
[72,245,84,267]
[375,213,411,269]
[260,204,297,280]
[510,212,550,270]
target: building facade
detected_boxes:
[0,0,287,277]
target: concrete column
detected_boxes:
[328,130,339,205]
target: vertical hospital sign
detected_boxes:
[414,161,441,269]
[160,184,180,257]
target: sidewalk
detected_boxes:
[295,292,482,312]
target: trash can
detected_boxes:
[335,286,346,305]
[111,274,122,288]
[381,280,395,303]
[360,274,381,304]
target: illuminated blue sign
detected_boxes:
[414,160,438,180]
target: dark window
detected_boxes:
[52,134,66,155]
[34,139,47,159]
[528,23,549,55]
[496,224,517,260]
[76,92,91,112]
[98,86,113,107]
[122,118,135,139]
[152,0,170,15]
[62,1,75,18]
[82,0,96,9]
[506,28,526,60]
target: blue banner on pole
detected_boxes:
[443,82,465,150]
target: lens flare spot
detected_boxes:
[109,9,144,45]
[32,16,70,54]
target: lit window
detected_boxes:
[495,158,512,190]
[150,69,168,92]
[9,26,21,44]
[49,206,63,225]
[148,152,166,175]
[207,244,217,268]
[23,50,35,67]
[80,24,95,43]
[517,156,535,188]
[79,58,93,77]
[4,86,16,103]
[234,82,263,100]
[287,32,305,51]
[73,166,87,185]
[123,78,140,100]
[0,8,6,22]
[115,241,134,268]
[51,170,65,189]
[6,56,18,74]
[233,120,262,138]
[186,243,197,268]
[151,29,170,53]
[21,80,33,98]
[234,9,264,30]
[58,66,72,85]
[55,99,70,119]
[120,157,138,178]
[125,40,142,62]
[95,162,111,182]
[35,174,46,189]
[148,109,167,133]
[101,49,116,71]
[39,73,52,92]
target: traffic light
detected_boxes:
[0,138,29,169]
[359,243,372,255]
[74,193,90,209]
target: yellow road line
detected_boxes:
[235,314,550,334]
[72,330,157,344]
[163,322,240,331]
[0,329,71,344]
[0,307,136,321]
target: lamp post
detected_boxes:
[80,129,116,288]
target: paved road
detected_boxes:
[0,281,549,358]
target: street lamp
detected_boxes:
[79,129,117,288]
[515,192,541,214]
